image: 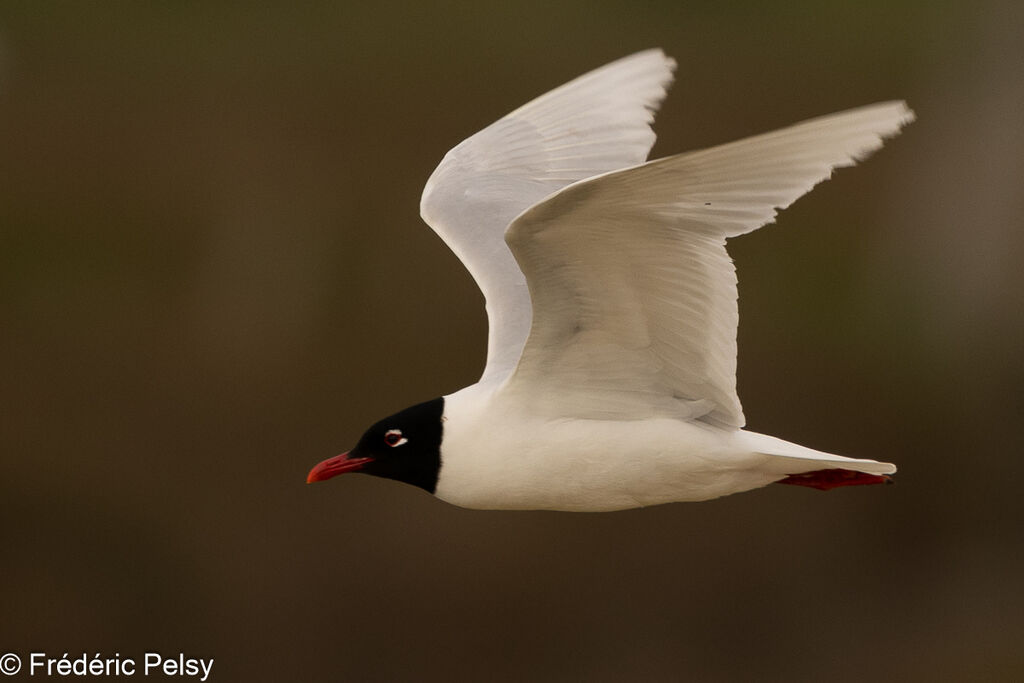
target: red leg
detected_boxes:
[775,469,894,491]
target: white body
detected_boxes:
[436,386,893,511]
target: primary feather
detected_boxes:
[504,102,915,428]
[420,49,677,385]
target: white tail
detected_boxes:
[739,430,897,476]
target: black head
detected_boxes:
[306,397,444,493]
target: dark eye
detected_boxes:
[384,429,408,447]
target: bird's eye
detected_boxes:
[384,429,408,447]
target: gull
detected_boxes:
[307,49,913,511]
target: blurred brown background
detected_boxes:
[1,2,1022,681]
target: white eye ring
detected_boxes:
[384,429,408,447]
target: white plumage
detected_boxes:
[421,49,677,386]
[313,49,913,511]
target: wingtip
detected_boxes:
[882,99,916,127]
[899,101,917,126]
[664,54,679,76]
[633,47,677,73]
[611,48,677,85]
[866,100,917,133]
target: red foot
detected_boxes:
[775,469,893,491]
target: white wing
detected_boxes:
[502,102,915,429]
[420,50,676,385]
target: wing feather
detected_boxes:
[420,50,677,384]
[503,102,914,428]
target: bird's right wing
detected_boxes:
[420,50,676,385]
[501,102,915,428]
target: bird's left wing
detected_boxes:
[501,102,914,428]
[420,50,676,385]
